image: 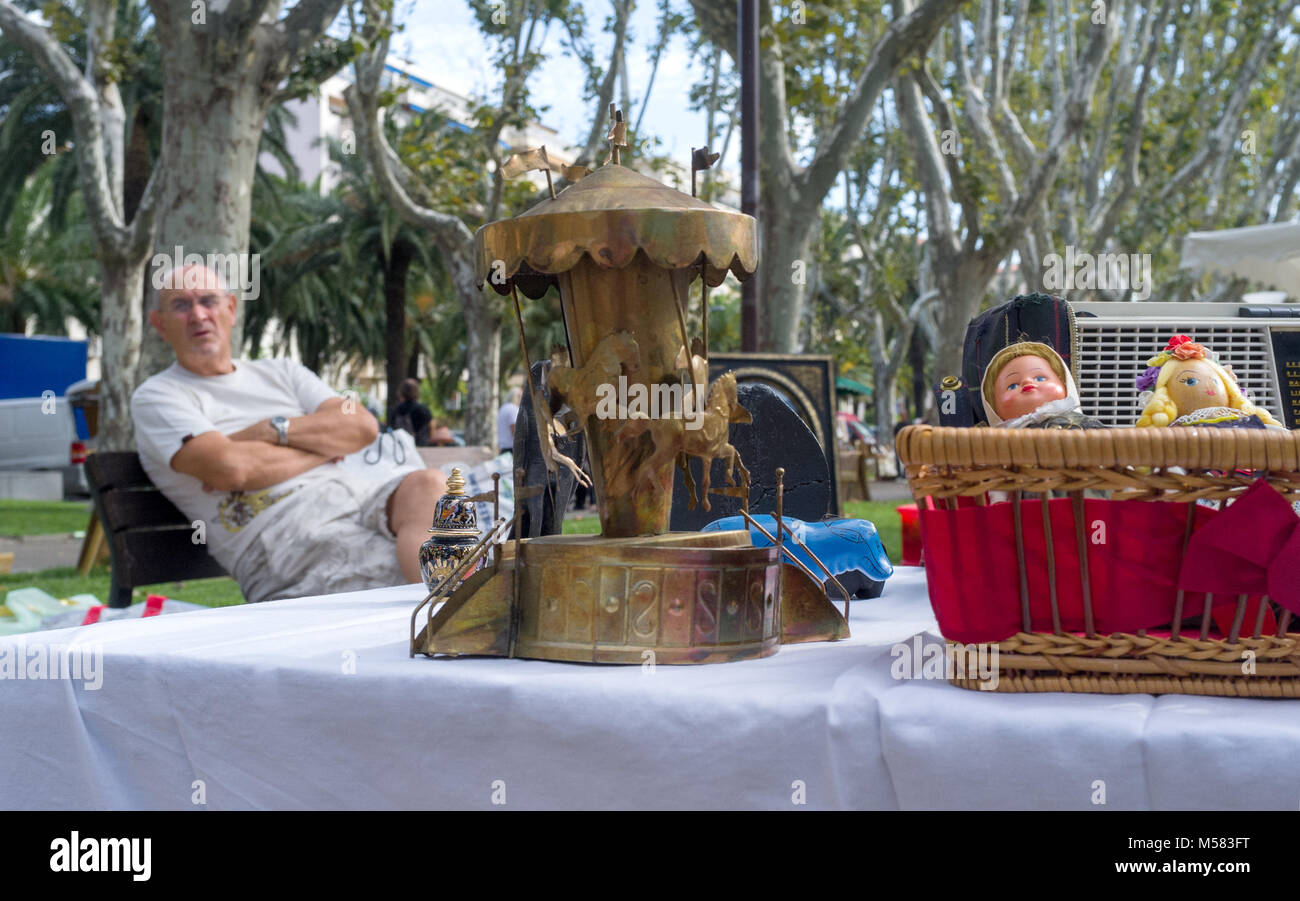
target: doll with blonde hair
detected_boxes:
[1135,334,1282,428]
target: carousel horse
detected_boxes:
[548,331,642,427]
[619,370,752,513]
[678,371,752,512]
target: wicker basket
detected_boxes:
[896,425,1300,696]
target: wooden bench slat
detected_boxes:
[98,489,192,533]
[85,452,156,492]
[110,528,228,590]
[86,451,232,607]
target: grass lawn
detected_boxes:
[0,498,245,609]
[0,564,245,609]
[562,500,902,563]
[561,516,602,535]
[0,499,93,537]
[843,500,902,564]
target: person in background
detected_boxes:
[132,264,446,603]
[497,386,521,455]
[390,378,434,446]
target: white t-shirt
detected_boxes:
[131,359,341,574]
[497,402,520,450]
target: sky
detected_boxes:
[391,0,741,173]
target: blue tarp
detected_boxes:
[0,334,88,399]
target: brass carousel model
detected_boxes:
[410,108,850,664]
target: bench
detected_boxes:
[84,453,227,608]
[416,445,498,471]
[837,445,874,502]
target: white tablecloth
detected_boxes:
[3,567,1299,810]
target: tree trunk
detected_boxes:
[123,105,151,222]
[933,275,987,384]
[907,325,929,422]
[98,254,148,451]
[383,241,413,420]
[872,366,899,447]
[462,288,501,449]
[759,205,813,352]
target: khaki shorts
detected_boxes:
[235,472,410,603]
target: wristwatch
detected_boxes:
[271,416,290,446]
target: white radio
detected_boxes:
[1071,302,1300,429]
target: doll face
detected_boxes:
[993,354,1068,421]
[1166,359,1225,416]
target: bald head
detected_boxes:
[155,264,232,311]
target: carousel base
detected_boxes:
[411,531,850,665]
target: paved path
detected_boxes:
[858,479,914,503]
[0,534,85,574]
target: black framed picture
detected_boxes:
[705,352,841,516]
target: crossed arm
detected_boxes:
[171,398,380,492]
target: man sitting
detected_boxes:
[131,265,446,602]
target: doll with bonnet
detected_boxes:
[980,340,1103,429]
[1135,335,1283,429]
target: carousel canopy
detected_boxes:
[475,163,758,298]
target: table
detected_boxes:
[3,567,1299,810]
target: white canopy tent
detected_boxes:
[1180,221,1300,299]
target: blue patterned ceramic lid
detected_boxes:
[428,468,479,537]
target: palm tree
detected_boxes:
[0,0,163,235]
[246,141,439,416]
[246,173,379,373]
[0,160,98,335]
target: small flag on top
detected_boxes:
[501,145,552,179]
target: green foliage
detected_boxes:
[38,0,80,43]
[278,35,362,103]
[245,158,408,374]
[0,161,98,335]
[388,106,492,220]
[0,1,78,232]
[0,0,163,338]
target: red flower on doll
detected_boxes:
[1165,334,1193,351]
[1170,341,1207,361]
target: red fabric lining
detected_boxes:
[917,498,1257,643]
[1178,479,1300,615]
